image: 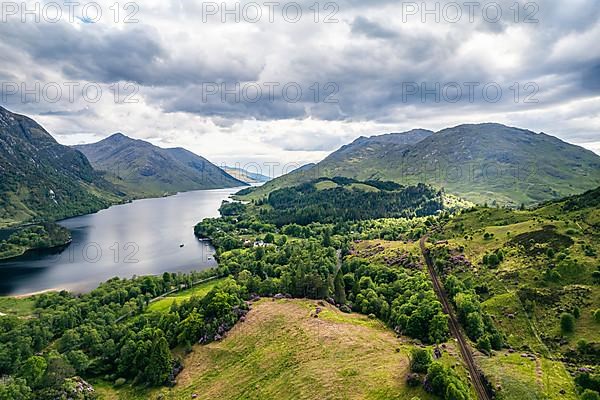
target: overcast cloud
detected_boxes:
[1,0,599,174]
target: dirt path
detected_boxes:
[419,235,492,400]
[535,358,544,389]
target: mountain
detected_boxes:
[222,166,270,184]
[74,134,246,197]
[242,124,600,205]
[0,107,123,227]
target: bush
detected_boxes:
[489,332,504,350]
[425,362,469,400]
[410,348,432,373]
[594,309,600,323]
[114,378,126,387]
[582,390,600,400]
[577,339,590,354]
[339,305,351,313]
[560,312,575,334]
[477,336,492,355]
[546,269,562,282]
[575,373,600,393]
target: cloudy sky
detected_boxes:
[1,0,599,175]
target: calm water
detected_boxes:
[0,188,243,296]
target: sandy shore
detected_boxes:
[12,288,62,299]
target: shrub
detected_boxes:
[410,348,432,373]
[575,373,600,393]
[477,336,492,355]
[489,332,504,350]
[545,269,562,282]
[114,378,126,387]
[581,390,600,400]
[560,312,575,334]
[465,312,485,340]
[425,362,469,400]
[264,233,275,243]
[486,253,499,267]
[339,305,351,313]
[577,339,590,354]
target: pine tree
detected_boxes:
[145,336,172,386]
[333,270,346,304]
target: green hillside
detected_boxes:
[0,106,124,228]
[74,133,246,197]
[97,299,438,400]
[261,177,445,225]
[427,187,600,399]
[242,124,600,206]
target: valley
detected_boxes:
[4,5,599,399]
[1,175,597,400]
[0,108,598,400]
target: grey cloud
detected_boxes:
[351,16,398,38]
[1,0,600,153]
[0,21,259,87]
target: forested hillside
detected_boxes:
[259,177,445,225]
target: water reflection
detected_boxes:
[0,188,241,296]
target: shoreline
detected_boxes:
[11,287,64,299]
[0,187,237,298]
[0,185,246,262]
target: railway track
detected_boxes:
[419,235,492,400]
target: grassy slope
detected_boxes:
[97,299,437,400]
[240,125,600,206]
[351,237,581,400]
[478,353,577,400]
[0,296,35,317]
[146,279,225,313]
[431,196,600,399]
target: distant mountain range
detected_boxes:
[242,123,600,205]
[0,106,123,227]
[74,133,247,197]
[221,166,270,184]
